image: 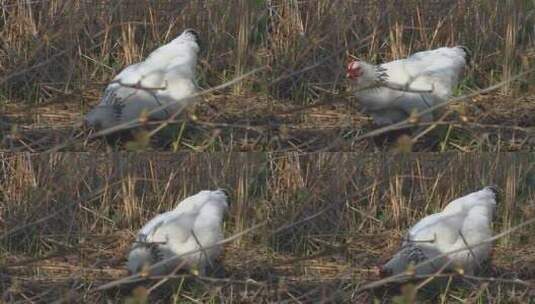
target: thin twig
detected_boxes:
[109,79,168,91]
[415,259,454,291]
[146,260,189,294]
[191,229,214,271]
[458,229,482,270]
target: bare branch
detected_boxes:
[458,229,482,270]
[109,79,168,91]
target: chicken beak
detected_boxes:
[378,266,392,278]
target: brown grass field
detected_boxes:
[1,1,534,152]
[1,153,535,303]
[1,1,535,303]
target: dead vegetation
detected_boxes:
[1,0,534,152]
[1,153,534,302]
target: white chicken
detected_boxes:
[127,189,229,276]
[381,186,497,277]
[346,46,469,126]
[85,29,200,131]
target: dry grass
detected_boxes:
[1,153,535,303]
[1,0,535,152]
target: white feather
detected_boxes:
[126,189,228,276]
[383,186,496,276]
[85,29,200,130]
[349,46,468,125]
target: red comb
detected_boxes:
[346,60,362,79]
